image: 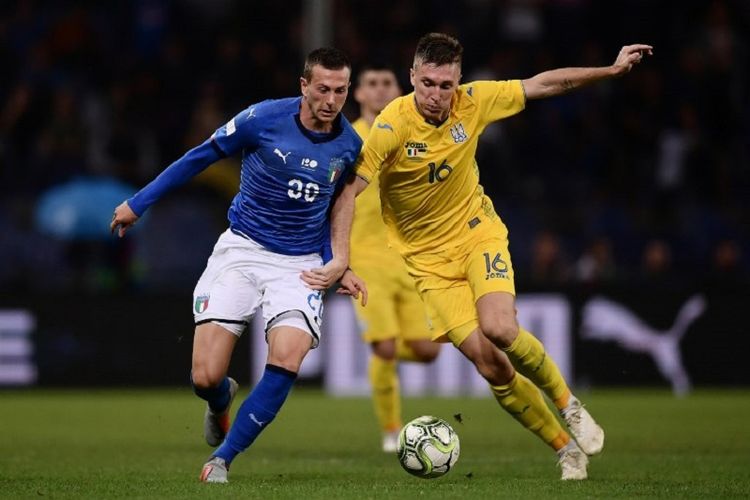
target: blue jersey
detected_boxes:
[128,97,362,257]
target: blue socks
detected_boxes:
[191,375,231,413]
[213,364,297,465]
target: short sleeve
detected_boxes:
[472,80,526,126]
[355,118,401,182]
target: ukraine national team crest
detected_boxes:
[327,157,345,184]
[450,123,468,143]
[194,294,210,314]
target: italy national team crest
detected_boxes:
[327,157,345,184]
[194,294,210,314]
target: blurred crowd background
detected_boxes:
[1,0,748,294]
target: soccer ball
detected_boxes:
[397,415,460,478]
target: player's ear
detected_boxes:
[300,77,308,98]
[409,67,416,87]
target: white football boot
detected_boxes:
[199,456,229,483]
[382,430,400,453]
[557,443,589,480]
[561,398,605,456]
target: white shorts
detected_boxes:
[193,229,325,348]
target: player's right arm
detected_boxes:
[111,105,262,237]
[109,138,224,237]
[354,114,401,186]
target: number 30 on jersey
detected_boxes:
[288,179,319,202]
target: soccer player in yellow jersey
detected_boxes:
[331,33,653,480]
[351,66,440,452]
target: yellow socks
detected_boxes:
[503,328,571,410]
[395,338,420,362]
[369,355,401,432]
[491,373,570,451]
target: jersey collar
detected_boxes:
[294,109,344,144]
[409,93,456,128]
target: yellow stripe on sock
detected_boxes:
[395,338,420,362]
[504,328,570,405]
[491,373,570,451]
[369,355,401,431]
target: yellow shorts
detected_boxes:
[404,231,515,346]
[351,249,431,344]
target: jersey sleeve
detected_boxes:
[210,104,264,157]
[126,103,265,216]
[473,80,526,126]
[354,116,401,182]
[126,138,222,216]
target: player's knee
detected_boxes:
[267,351,305,373]
[267,357,302,373]
[371,339,396,360]
[190,368,224,389]
[409,340,440,363]
[481,321,519,349]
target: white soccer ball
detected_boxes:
[397,415,460,478]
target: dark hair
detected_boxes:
[303,47,351,81]
[413,33,463,68]
[355,63,397,86]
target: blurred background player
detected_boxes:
[338,33,653,480]
[111,47,365,484]
[350,66,440,452]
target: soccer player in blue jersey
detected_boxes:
[111,48,366,484]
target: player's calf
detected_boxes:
[203,377,239,447]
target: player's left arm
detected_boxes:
[522,44,652,100]
[302,114,396,289]
[336,268,368,307]
[301,174,368,290]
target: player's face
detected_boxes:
[410,62,461,123]
[301,65,351,127]
[355,70,401,115]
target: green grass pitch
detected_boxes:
[1,388,749,498]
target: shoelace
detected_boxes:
[557,451,578,468]
[566,408,582,425]
[562,403,586,424]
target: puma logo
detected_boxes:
[249,413,266,427]
[581,295,706,396]
[274,148,291,164]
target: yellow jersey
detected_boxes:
[350,118,398,268]
[355,80,526,257]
